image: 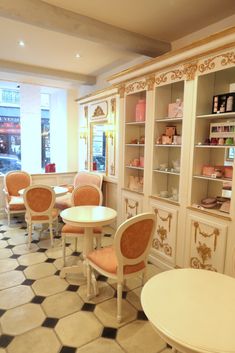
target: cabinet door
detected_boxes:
[150,200,178,265]
[186,214,228,273]
[121,190,143,221]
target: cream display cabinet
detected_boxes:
[109,27,235,276]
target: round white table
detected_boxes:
[19,186,68,197]
[60,205,117,278]
[141,269,235,353]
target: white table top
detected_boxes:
[141,269,235,353]
[60,205,117,228]
[19,186,68,197]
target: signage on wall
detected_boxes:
[90,101,108,121]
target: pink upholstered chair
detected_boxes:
[3,170,32,226]
[55,172,103,211]
[61,184,103,267]
[23,185,59,248]
[86,213,156,323]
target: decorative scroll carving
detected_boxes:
[152,226,172,256]
[125,80,147,94]
[193,221,220,251]
[190,242,217,272]
[125,198,138,219]
[111,98,116,113]
[154,209,172,232]
[155,73,168,85]
[198,51,235,73]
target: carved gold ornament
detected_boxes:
[111,98,116,113]
[183,61,198,80]
[152,208,173,257]
[118,84,125,98]
[146,75,155,91]
[125,198,139,219]
[193,221,220,251]
[154,209,172,231]
[152,225,172,256]
[84,106,88,119]
[92,105,105,117]
[190,242,217,272]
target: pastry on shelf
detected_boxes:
[200,197,217,209]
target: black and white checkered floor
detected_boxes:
[0,215,169,353]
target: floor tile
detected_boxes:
[37,238,61,249]
[0,248,12,259]
[126,287,142,311]
[7,234,27,246]
[101,327,117,339]
[18,252,47,266]
[0,271,25,290]
[0,259,18,273]
[60,347,76,353]
[7,327,61,353]
[42,291,83,318]
[12,243,39,255]
[46,246,72,259]
[0,348,7,353]
[0,334,14,348]
[54,256,81,270]
[0,285,34,309]
[78,281,115,304]
[117,321,166,353]
[42,317,59,328]
[24,262,56,279]
[0,241,8,249]
[55,311,102,348]
[32,275,68,296]
[95,298,137,328]
[76,337,126,353]
[31,295,46,304]
[1,303,45,335]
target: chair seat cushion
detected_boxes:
[9,196,26,211]
[55,195,72,210]
[87,246,145,275]
[62,224,102,235]
[26,208,58,221]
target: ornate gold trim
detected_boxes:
[190,242,217,272]
[118,84,125,98]
[111,98,116,114]
[92,105,105,118]
[125,80,147,94]
[125,198,139,218]
[193,221,220,251]
[152,225,172,256]
[154,209,172,232]
[108,26,235,82]
[198,51,235,73]
[146,75,155,91]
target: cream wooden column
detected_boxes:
[20,84,41,173]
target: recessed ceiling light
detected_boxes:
[18,40,25,47]
[75,53,81,58]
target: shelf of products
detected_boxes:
[191,66,235,215]
[152,81,184,202]
[124,91,146,193]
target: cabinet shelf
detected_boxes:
[188,205,231,221]
[125,121,145,126]
[125,165,144,170]
[125,144,145,147]
[154,144,181,148]
[150,194,179,205]
[153,169,180,176]
[193,175,232,182]
[195,144,235,148]
[196,112,235,119]
[155,117,183,123]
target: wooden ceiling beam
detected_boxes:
[0,0,171,57]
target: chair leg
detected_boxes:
[96,235,101,249]
[87,263,92,300]
[75,237,78,251]
[28,223,32,249]
[7,212,10,227]
[117,282,122,323]
[49,223,54,247]
[62,235,66,267]
[141,269,146,286]
[55,218,59,236]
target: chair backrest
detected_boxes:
[71,184,103,206]
[114,213,156,277]
[73,172,103,190]
[4,170,32,196]
[23,185,55,217]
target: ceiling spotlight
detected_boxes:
[18,40,25,47]
[75,53,81,58]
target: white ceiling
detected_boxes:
[0,0,234,86]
